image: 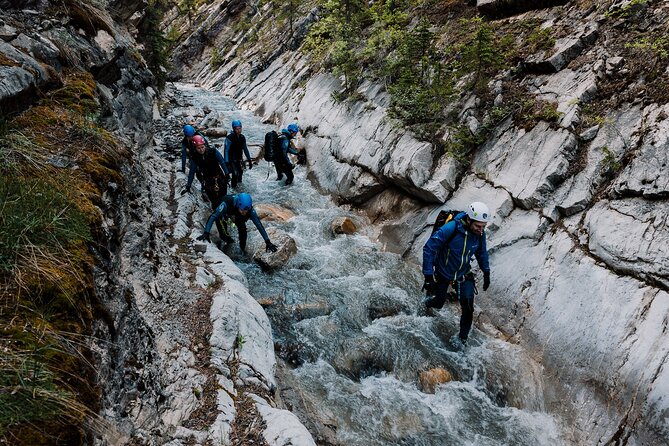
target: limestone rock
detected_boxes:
[418,368,454,394]
[330,216,357,235]
[205,127,227,137]
[255,203,296,222]
[524,23,598,73]
[254,228,297,270]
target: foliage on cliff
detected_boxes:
[0,70,128,444]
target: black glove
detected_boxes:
[265,240,278,253]
[196,232,210,242]
[422,275,436,296]
[483,272,490,291]
[181,186,191,195]
[248,160,253,169]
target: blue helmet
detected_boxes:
[236,193,252,210]
[183,124,195,137]
[232,120,242,129]
[287,123,299,134]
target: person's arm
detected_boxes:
[203,201,228,235]
[224,137,232,164]
[185,158,197,190]
[287,139,299,155]
[180,139,188,172]
[249,209,270,242]
[214,148,230,175]
[475,233,491,289]
[242,138,252,166]
[422,222,456,276]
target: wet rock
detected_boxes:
[332,336,392,380]
[418,368,454,394]
[330,216,357,235]
[254,228,297,270]
[293,302,332,320]
[368,291,412,320]
[255,203,296,222]
[205,127,227,137]
[0,23,17,41]
[256,398,317,446]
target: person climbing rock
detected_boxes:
[180,123,205,174]
[182,135,231,237]
[422,202,492,346]
[196,192,278,253]
[274,123,300,186]
[224,119,253,188]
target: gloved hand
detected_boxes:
[483,272,490,291]
[248,160,253,170]
[196,232,210,242]
[181,186,191,195]
[422,275,436,296]
[265,240,278,253]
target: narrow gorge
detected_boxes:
[1,0,668,445]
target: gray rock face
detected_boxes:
[613,103,669,199]
[524,24,598,73]
[472,119,578,208]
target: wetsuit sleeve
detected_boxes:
[422,221,456,276]
[287,140,298,155]
[181,139,188,171]
[243,139,251,162]
[475,233,490,273]
[215,148,230,175]
[249,209,270,242]
[204,202,228,233]
[186,159,197,189]
[224,137,232,163]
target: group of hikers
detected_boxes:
[178,117,493,347]
[179,119,301,253]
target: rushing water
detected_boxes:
[173,83,565,446]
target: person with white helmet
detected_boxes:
[422,201,492,346]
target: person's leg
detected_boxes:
[236,160,244,184]
[284,164,294,185]
[274,158,283,180]
[458,280,476,341]
[238,223,248,252]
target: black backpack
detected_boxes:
[263,130,279,162]
[431,209,462,235]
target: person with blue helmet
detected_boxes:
[422,202,492,346]
[224,119,253,188]
[180,123,204,173]
[196,193,278,253]
[182,135,231,237]
[274,123,300,185]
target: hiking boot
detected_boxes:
[421,296,439,317]
[284,178,293,186]
[276,175,284,181]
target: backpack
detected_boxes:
[431,209,462,235]
[263,130,279,162]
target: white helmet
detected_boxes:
[467,202,491,222]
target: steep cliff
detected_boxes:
[167,0,669,444]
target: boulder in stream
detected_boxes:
[255,203,296,222]
[330,216,357,235]
[418,368,454,394]
[254,228,297,269]
[205,127,227,137]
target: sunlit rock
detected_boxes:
[418,368,454,394]
[330,216,357,235]
[255,203,296,222]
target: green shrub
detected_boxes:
[0,177,91,274]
